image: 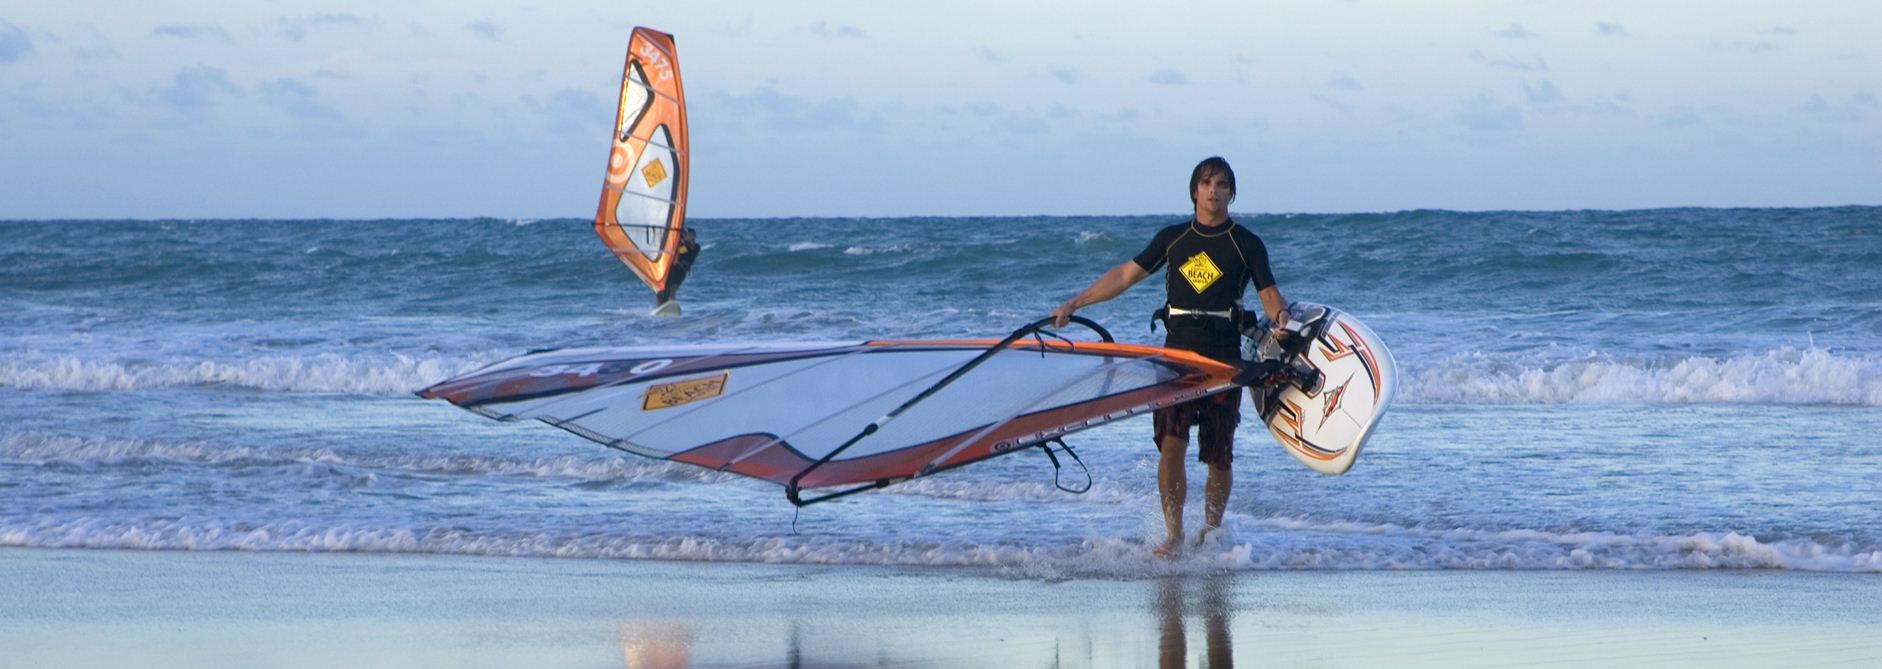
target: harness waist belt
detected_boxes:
[1166,306,1237,319]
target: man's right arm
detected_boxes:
[1050,261,1150,327]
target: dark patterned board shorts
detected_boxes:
[1153,386,1243,468]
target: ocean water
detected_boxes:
[3,208,1880,576]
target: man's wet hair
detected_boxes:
[1188,156,1236,204]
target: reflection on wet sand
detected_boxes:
[618,619,878,669]
[1158,575,1234,669]
[618,621,692,669]
[613,575,1237,668]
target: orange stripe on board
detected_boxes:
[1338,321,1383,402]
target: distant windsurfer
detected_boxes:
[654,228,700,308]
[1049,156,1291,558]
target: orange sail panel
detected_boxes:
[594,27,689,296]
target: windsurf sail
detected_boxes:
[594,27,690,303]
[417,318,1242,506]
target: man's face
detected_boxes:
[1194,170,1234,214]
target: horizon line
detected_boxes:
[5,202,1880,224]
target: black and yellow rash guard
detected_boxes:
[1131,218,1277,362]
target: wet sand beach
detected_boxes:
[4,548,1879,668]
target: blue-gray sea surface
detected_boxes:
[4,208,1879,575]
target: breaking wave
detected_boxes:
[6,347,1880,406]
[2,515,1874,575]
[1400,347,1882,406]
[0,432,732,484]
[0,353,491,395]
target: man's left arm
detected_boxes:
[1242,229,1290,332]
[1257,285,1289,332]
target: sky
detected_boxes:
[1,1,1878,218]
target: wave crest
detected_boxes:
[0,432,731,484]
[5,347,1880,406]
[3,516,1874,574]
[0,353,488,395]
[1402,347,1882,405]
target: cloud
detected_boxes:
[1050,67,1079,84]
[1713,41,1778,54]
[1456,96,1524,132]
[960,101,1001,117]
[1003,116,1049,136]
[154,66,241,109]
[974,48,1008,65]
[1492,23,1538,39]
[1655,105,1710,128]
[808,21,865,39]
[1759,26,1799,36]
[274,13,368,42]
[1571,94,1637,119]
[1328,74,1363,91]
[1595,21,1627,37]
[523,87,606,130]
[1381,104,1426,124]
[465,19,501,40]
[1311,95,1353,113]
[0,20,33,63]
[153,24,232,42]
[258,78,339,119]
[1469,49,1548,72]
[1524,80,1563,104]
[710,86,878,132]
[1797,94,1870,122]
[73,45,119,60]
[1146,68,1188,85]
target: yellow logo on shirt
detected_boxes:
[641,159,669,188]
[1178,252,1223,293]
[642,371,726,410]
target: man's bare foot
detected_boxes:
[1192,525,1221,548]
[1152,538,1183,560]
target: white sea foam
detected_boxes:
[4,347,1880,405]
[880,476,1143,505]
[0,432,732,484]
[2,515,1874,574]
[1400,347,1882,406]
[786,241,833,252]
[842,243,911,256]
[0,353,494,395]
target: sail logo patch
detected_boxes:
[1178,252,1223,293]
[641,159,669,188]
[642,371,726,410]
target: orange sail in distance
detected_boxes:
[594,27,690,307]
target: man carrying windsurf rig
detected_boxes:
[1049,156,1292,558]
